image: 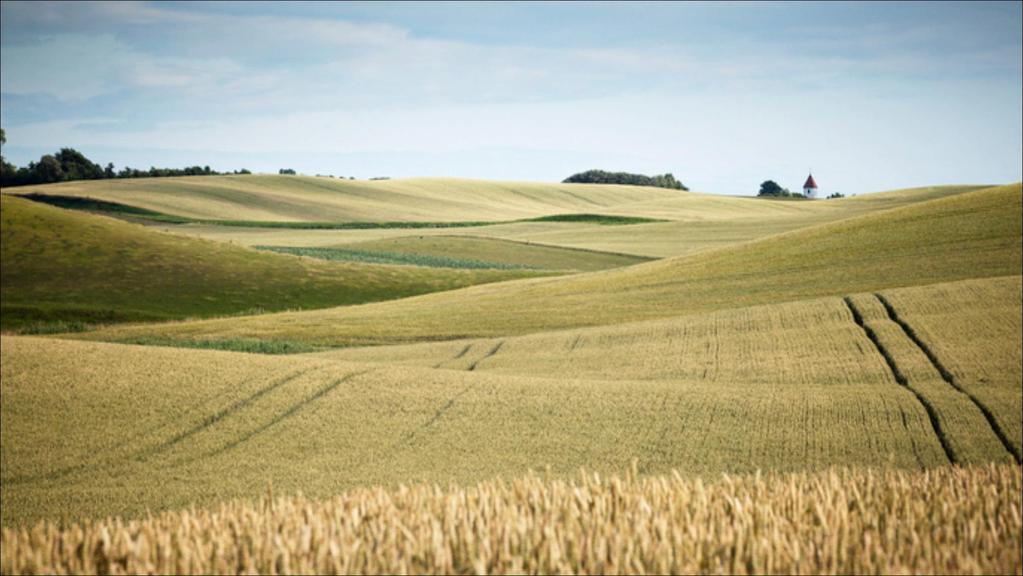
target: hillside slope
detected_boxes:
[308,235,652,271]
[5,176,982,227]
[5,176,687,223]
[81,183,1021,347]
[0,195,546,331]
[6,276,1020,524]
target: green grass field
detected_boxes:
[0,195,547,331]
[285,235,652,271]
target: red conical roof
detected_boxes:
[803,173,818,189]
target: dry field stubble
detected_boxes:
[2,465,1020,575]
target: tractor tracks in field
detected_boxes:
[875,294,1021,464]
[845,293,1019,466]
[3,368,319,485]
[433,343,473,368]
[384,340,504,456]
[139,368,316,462]
[468,341,504,371]
[389,382,476,452]
[431,339,504,371]
[184,369,374,463]
[844,296,958,464]
[567,334,583,353]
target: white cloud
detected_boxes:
[0,33,246,101]
[2,2,1018,193]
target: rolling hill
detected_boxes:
[281,235,653,271]
[0,195,548,332]
[3,276,1018,525]
[79,183,1021,347]
[5,175,689,223]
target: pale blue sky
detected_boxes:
[1,1,1020,195]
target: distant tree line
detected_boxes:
[0,131,250,187]
[563,169,688,191]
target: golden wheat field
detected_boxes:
[4,275,1020,528]
[2,177,1021,574]
[2,465,1020,575]
[4,2,1022,572]
[78,183,1021,348]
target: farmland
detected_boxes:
[3,275,1019,526]
[255,235,651,271]
[0,194,549,331]
[3,0,1020,571]
[5,176,689,223]
[78,183,1021,348]
[1,176,1020,574]
[7,177,985,258]
[3,465,1019,575]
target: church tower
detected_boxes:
[803,173,818,198]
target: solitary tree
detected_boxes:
[758,180,784,197]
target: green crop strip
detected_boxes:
[254,246,541,270]
[18,193,664,229]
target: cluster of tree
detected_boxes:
[279,168,297,175]
[562,170,688,191]
[826,192,845,199]
[0,132,250,187]
[757,180,805,198]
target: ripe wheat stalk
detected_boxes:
[3,464,1020,575]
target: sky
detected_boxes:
[1,1,1020,195]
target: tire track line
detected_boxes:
[193,369,373,460]
[875,293,1021,464]
[844,296,957,464]
[468,340,504,371]
[391,382,476,450]
[568,335,582,353]
[5,367,317,483]
[138,368,315,461]
[433,343,474,369]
